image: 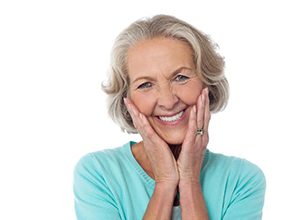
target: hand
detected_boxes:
[177,87,210,183]
[124,98,179,185]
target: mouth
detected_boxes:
[156,109,187,125]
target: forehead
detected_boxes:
[127,37,195,78]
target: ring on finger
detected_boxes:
[196,128,204,136]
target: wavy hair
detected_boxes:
[102,14,229,133]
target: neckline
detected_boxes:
[125,141,155,188]
[124,141,210,188]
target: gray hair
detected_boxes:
[102,14,229,133]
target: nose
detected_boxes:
[157,84,179,110]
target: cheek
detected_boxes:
[176,82,203,105]
[130,93,155,116]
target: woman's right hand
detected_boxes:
[124,98,179,186]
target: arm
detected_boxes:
[222,161,266,220]
[177,88,210,220]
[73,154,120,220]
[124,88,210,220]
[143,182,177,220]
[125,98,179,219]
[179,181,208,220]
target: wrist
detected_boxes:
[179,178,200,187]
[178,179,202,197]
[153,182,178,205]
[178,180,208,220]
[155,181,178,192]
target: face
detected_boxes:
[127,37,204,144]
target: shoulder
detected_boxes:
[74,142,131,177]
[204,150,266,199]
[204,151,266,218]
[73,144,133,219]
[73,142,133,201]
[206,150,266,202]
[206,150,265,182]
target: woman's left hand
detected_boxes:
[177,87,211,184]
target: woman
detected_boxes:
[74,15,266,220]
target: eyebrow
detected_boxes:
[130,66,193,84]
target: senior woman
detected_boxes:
[74,15,266,220]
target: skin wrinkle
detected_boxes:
[127,37,204,145]
[119,30,213,220]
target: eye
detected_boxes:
[137,82,152,90]
[174,74,189,83]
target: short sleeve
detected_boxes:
[73,154,121,220]
[222,159,266,220]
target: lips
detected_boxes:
[158,110,185,122]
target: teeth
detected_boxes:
[159,111,184,122]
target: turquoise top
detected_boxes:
[74,142,265,220]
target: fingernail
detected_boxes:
[201,93,205,101]
[205,87,209,94]
[124,98,131,112]
[139,113,144,119]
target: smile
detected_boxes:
[158,110,184,122]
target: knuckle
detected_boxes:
[205,112,211,121]
[144,127,155,139]
[202,135,209,145]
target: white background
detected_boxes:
[0,0,299,219]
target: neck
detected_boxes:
[169,144,182,160]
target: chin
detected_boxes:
[161,134,185,145]
[149,115,189,145]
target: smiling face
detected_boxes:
[127,37,205,144]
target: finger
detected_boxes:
[203,88,211,134]
[201,88,210,148]
[182,105,197,149]
[195,91,205,141]
[124,98,163,144]
[138,113,168,147]
[196,91,205,129]
[137,109,175,166]
[138,112,157,140]
[124,98,142,130]
[124,97,138,116]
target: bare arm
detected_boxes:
[125,88,210,220]
[179,181,208,220]
[125,98,179,219]
[177,88,210,220]
[143,182,177,220]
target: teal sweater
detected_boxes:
[74,142,265,220]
